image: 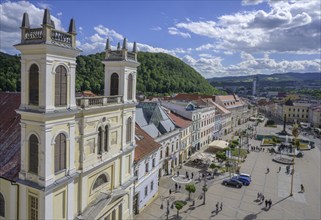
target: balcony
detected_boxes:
[22,27,75,48]
[76,95,123,109]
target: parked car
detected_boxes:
[222,178,242,188]
[232,172,251,180]
[232,176,251,186]
[239,173,251,180]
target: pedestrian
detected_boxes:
[262,194,265,202]
[169,189,172,194]
[257,192,260,199]
[267,168,269,173]
[177,171,179,176]
[186,171,188,178]
[268,199,272,208]
[220,202,223,211]
[170,168,172,175]
[301,184,305,192]
[278,166,281,173]
[191,172,194,179]
[265,199,268,208]
[179,184,181,192]
[216,202,219,213]
[175,183,178,191]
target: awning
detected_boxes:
[208,140,229,150]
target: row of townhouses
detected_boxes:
[257,98,321,128]
[0,10,257,219]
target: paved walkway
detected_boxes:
[135,120,321,220]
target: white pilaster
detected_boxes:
[20,59,27,108]
[39,126,54,187]
[19,122,27,179]
[42,192,53,219]
[67,181,74,219]
[68,122,76,174]
[69,62,77,109]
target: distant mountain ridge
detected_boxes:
[208,72,321,83]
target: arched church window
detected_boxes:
[29,134,39,174]
[54,133,66,173]
[127,74,133,100]
[126,117,132,143]
[29,64,39,105]
[98,127,103,154]
[0,193,4,217]
[110,73,119,96]
[104,125,109,152]
[55,65,67,106]
[93,174,108,190]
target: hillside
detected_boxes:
[208,72,321,84]
[0,51,223,96]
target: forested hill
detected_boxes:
[0,51,223,96]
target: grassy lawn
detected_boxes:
[299,143,309,150]
[262,137,281,145]
[265,125,277,128]
[231,148,248,158]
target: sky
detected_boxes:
[1,0,320,78]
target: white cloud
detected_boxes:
[242,0,264,5]
[181,52,321,78]
[0,1,64,54]
[57,12,62,16]
[172,0,321,54]
[168,27,191,38]
[151,26,162,31]
[93,25,123,40]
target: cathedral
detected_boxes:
[0,9,138,219]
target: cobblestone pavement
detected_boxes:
[135,120,321,220]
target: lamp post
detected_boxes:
[290,123,299,196]
[160,195,175,220]
[202,175,208,205]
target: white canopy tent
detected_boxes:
[208,140,229,150]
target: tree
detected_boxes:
[216,151,227,161]
[175,200,187,218]
[185,183,196,200]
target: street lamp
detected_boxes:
[160,195,175,220]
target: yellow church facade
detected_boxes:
[0,9,138,220]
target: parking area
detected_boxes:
[135,121,321,220]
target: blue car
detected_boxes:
[222,178,243,188]
[232,176,251,186]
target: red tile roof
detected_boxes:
[172,93,214,101]
[0,92,21,181]
[134,124,161,162]
[167,112,192,129]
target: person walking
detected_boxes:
[175,183,178,192]
[268,199,272,208]
[301,184,305,192]
[215,202,219,214]
[278,166,281,173]
[169,189,172,195]
[191,172,194,179]
[261,194,265,202]
[220,202,223,211]
[265,199,268,208]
